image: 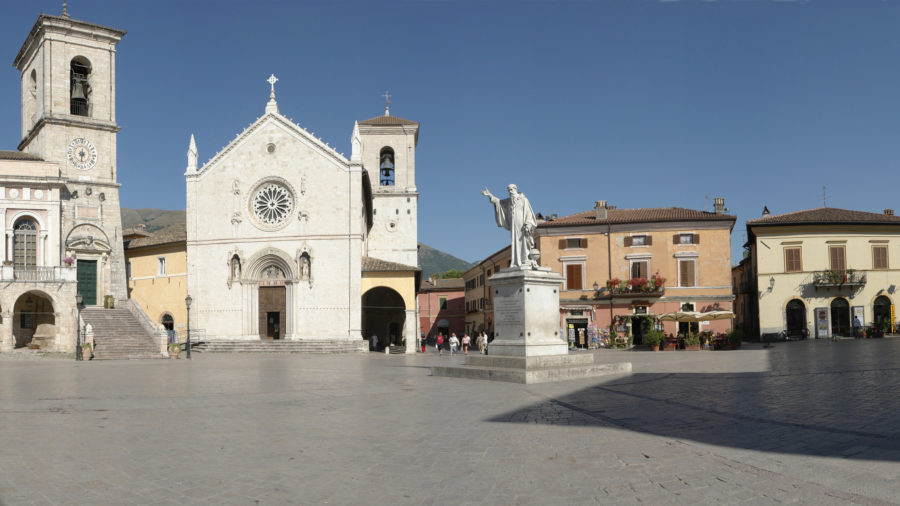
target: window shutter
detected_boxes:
[673,234,679,244]
[693,234,700,244]
[624,237,633,247]
[566,264,582,290]
[581,238,588,248]
[558,239,566,249]
[646,235,653,246]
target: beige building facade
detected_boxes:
[124,224,187,335]
[747,207,900,339]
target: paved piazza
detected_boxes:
[2,340,900,505]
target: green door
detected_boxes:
[77,260,97,305]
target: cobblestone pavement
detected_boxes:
[1,339,899,505]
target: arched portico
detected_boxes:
[362,286,407,351]
[13,290,55,349]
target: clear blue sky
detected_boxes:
[1,1,899,265]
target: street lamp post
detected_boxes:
[75,293,83,361]
[185,294,192,360]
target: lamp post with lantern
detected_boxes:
[185,294,192,360]
[75,293,83,361]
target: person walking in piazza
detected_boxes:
[482,331,489,354]
[436,333,444,355]
[853,315,862,338]
[371,334,378,351]
[475,332,485,354]
[462,333,471,355]
[449,333,460,356]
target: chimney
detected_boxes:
[594,200,608,220]
[713,197,725,215]
[762,206,770,216]
[137,224,147,231]
[885,209,895,216]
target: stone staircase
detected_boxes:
[81,308,163,360]
[193,340,368,354]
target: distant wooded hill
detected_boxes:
[120,208,471,278]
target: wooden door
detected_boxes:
[76,260,97,305]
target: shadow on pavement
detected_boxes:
[490,339,900,461]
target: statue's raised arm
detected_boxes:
[481,184,538,270]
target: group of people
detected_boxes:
[432,331,490,356]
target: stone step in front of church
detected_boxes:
[193,340,368,354]
[432,353,632,384]
[81,308,163,360]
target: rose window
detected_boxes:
[253,184,293,224]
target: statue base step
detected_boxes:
[432,353,632,384]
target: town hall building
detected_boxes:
[185,81,421,352]
[1,10,128,352]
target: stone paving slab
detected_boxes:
[0,340,899,504]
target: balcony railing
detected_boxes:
[606,276,666,297]
[2,266,76,282]
[812,269,867,288]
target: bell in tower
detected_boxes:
[379,148,394,186]
[69,57,92,116]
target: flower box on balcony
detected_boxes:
[607,273,666,297]
[812,269,866,289]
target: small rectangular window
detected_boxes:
[873,245,888,270]
[631,260,648,279]
[631,235,646,246]
[565,238,584,249]
[565,264,583,290]
[829,246,846,271]
[679,259,696,287]
[157,257,166,276]
[439,297,447,310]
[784,247,802,273]
[679,234,694,245]
[479,274,485,286]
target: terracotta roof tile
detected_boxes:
[358,114,418,126]
[0,150,43,161]
[420,278,465,291]
[540,207,736,228]
[124,224,186,249]
[746,207,900,226]
[361,256,420,272]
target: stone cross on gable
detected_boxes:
[268,74,278,98]
[382,90,391,116]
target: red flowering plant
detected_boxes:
[628,277,649,291]
[648,271,667,292]
[606,278,622,290]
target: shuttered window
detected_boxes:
[563,238,587,249]
[679,259,696,287]
[784,247,802,273]
[873,245,888,270]
[829,246,846,271]
[565,264,583,290]
[631,260,648,279]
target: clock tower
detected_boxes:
[13,12,128,303]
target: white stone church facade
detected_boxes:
[185,83,420,351]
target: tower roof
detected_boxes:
[358,114,419,127]
[14,14,126,69]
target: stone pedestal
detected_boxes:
[488,267,569,357]
[432,267,631,384]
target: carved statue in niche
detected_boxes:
[301,254,310,280]
[231,255,241,280]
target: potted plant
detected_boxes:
[81,342,92,359]
[726,328,743,350]
[644,329,663,351]
[103,295,115,309]
[63,256,75,267]
[683,333,701,351]
[168,342,181,359]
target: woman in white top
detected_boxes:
[449,334,460,356]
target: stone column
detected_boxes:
[6,229,12,264]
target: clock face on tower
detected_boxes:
[67,138,98,170]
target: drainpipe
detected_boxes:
[607,222,613,329]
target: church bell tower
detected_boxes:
[13,10,128,303]
[357,99,419,268]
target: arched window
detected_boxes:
[13,218,38,269]
[70,57,92,116]
[379,147,394,186]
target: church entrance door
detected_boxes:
[258,286,286,340]
[76,260,97,306]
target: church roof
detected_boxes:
[358,114,418,127]
[540,207,736,228]
[746,207,900,226]
[361,256,420,272]
[124,224,186,250]
[0,150,43,161]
